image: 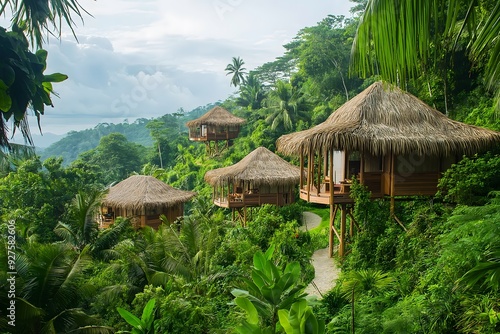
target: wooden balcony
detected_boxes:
[213,192,294,208]
[299,182,354,205]
[188,130,240,141]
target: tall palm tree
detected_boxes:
[54,188,131,259]
[160,216,220,284]
[236,73,266,110]
[340,269,395,334]
[351,0,500,110]
[225,56,247,87]
[264,80,309,131]
[0,143,36,176]
[0,242,113,333]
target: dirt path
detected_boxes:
[301,212,341,298]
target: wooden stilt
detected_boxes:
[299,147,304,190]
[349,207,354,238]
[340,204,347,257]
[329,150,335,257]
[390,152,395,218]
[307,149,312,202]
[243,206,247,227]
[347,210,360,231]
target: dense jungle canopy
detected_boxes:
[1,0,499,333]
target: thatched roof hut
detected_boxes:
[205,147,301,187]
[101,175,196,228]
[277,81,500,157]
[186,106,245,128]
[276,81,500,257]
[104,175,196,210]
[204,147,301,216]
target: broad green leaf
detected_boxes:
[44,73,68,83]
[277,272,296,292]
[231,288,251,298]
[264,245,275,260]
[0,87,12,111]
[117,307,143,329]
[253,251,267,271]
[141,298,156,328]
[0,64,15,86]
[302,308,324,334]
[252,269,269,289]
[235,297,260,325]
[235,321,265,334]
[278,309,294,334]
[36,49,48,68]
[261,285,282,305]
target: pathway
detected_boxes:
[301,212,341,298]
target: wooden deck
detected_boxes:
[213,192,293,208]
[189,131,240,141]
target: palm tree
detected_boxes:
[54,188,131,259]
[264,80,309,131]
[0,143,36,176]
[351,0,500,110]
[460,246,500,291]
[236,73,266,110]
[340,269,395,334]
[160,216,220,284]
[225,56,247,87]
[1,242,113,333]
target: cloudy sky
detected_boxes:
[7,0,354,136]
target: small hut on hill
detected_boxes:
[101,175,196,229]
[186,106,245,155]
[204,146,301,223]
[277,81,500,256]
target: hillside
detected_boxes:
[39,103,218,164]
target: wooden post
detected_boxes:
[299,147,304,190]
[349,206,354,238]
[307,149,312,203]
[329,150,335,257]
[243,206,247,227]
[390,152,395,217]
[317,150,321,195]
[344,150,349,179]
[360,151,365,184]
[340,204,346,257]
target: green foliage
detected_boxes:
[225,57,247,87]
[77,132,146,184]
[0,27,68,147]
[41,119,154,164]
[278,300,325,334]
[352,0,500,111]
[437,151,500,205]
[0,156,103,242]
[117,298,156,334]
[231,246,318,333]
[0,241,112,333]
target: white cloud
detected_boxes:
[5,0,354,135]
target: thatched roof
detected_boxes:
[186,106,245,127]
[102,175,196,211]
[277,81,500,156]
[204,147,301,187]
